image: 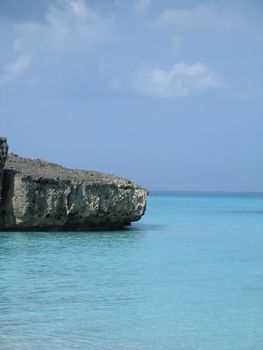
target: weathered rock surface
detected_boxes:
[0,138,8,203]
[0,153,147,231]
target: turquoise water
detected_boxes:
[1,193,263,350]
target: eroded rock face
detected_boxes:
[0,154,147,231]
[0,138,8,203]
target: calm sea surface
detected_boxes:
[0,193,263,350]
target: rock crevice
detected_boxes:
[0,139,147,231]
[0,137,8,203]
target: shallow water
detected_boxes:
[1,193,263,350]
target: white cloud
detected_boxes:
[0,54,30,84]
[0,0,116,85]
[43,0,116,52]
[151,5,244,33]
[134,62,222,98]
[133,0,151,15]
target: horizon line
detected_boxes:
[149,190,263,196]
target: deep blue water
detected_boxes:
[0,193,263,350]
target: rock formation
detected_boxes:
[0,139,147,231]
[0,137,8,203]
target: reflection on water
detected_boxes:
[129,223,167,232]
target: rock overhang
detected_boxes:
[0,140,147,231]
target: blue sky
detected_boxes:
[0,0,262,191]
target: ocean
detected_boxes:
[0,192,263,350]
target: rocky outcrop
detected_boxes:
[0,145,147,231]
[0,137,8,203]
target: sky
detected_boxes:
[0,0,262,192]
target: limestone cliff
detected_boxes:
[0,138,8,203]
[0,152,147,231]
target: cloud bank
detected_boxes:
[0,0,116,89]
[1,0,260,100]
